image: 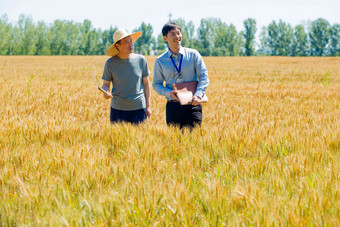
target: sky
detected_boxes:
[1,0,339,37]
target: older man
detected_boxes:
[102,29,151,124]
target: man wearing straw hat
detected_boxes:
[153,22,209,128]
[101,29,151,124]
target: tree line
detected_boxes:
[0,14,339,56]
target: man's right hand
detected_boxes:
[102,81,112,99]
[103,92,112,99]
[170,90,179,101]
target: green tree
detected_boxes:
[212,19,229,56]
[184,21,195,48]
[265,20,293,56]
[17,14,37,55]
[328,24,340,56]
[258,26,270,55]
[155,33,167,55]
[7,25,21,55]
[0,14,12,55]
[100,26,117,55]
[197,18,220,56]
[291,25,308,56]
[47,20,67,55]
[35,21,49,55]
[309,18,330,56]
[243,18,257,56]
[78,19,98,55]
[63,21,80,55]
[89,29,102,55]
[227,24,242,56]
[278,20,293,56]
[266,21,280,55]
[133,22,154,55]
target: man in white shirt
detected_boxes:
[153,22,209,128]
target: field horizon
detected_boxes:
[0,56,339,226]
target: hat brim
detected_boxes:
[106,31,142,56]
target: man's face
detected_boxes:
[164,27,182,47]
[116,36,133,54]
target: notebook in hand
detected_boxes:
[172,81,208,105]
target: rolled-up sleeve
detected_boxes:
[152,59,172,98]
[194,51,209,98]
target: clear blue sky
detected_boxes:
[1,0,339,36]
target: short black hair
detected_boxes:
[162,22,181,36]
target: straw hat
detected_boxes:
[106,29,142,56]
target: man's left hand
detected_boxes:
[192,96,201,106]
[145,107,152,118]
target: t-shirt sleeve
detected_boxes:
[102,60,112,81]
[142,56,151,78]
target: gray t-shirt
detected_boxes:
[102,54,150,111]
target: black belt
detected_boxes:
[167,99,179,102]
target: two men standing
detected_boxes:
[102,22,209,128]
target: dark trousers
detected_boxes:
[110,107,146,124]
[166,101,202,128]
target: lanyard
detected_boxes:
[170,54,183,74]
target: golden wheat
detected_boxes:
[0,56,339,226]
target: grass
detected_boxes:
[0,56,339,226]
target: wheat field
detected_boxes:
[0,56,339,226]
